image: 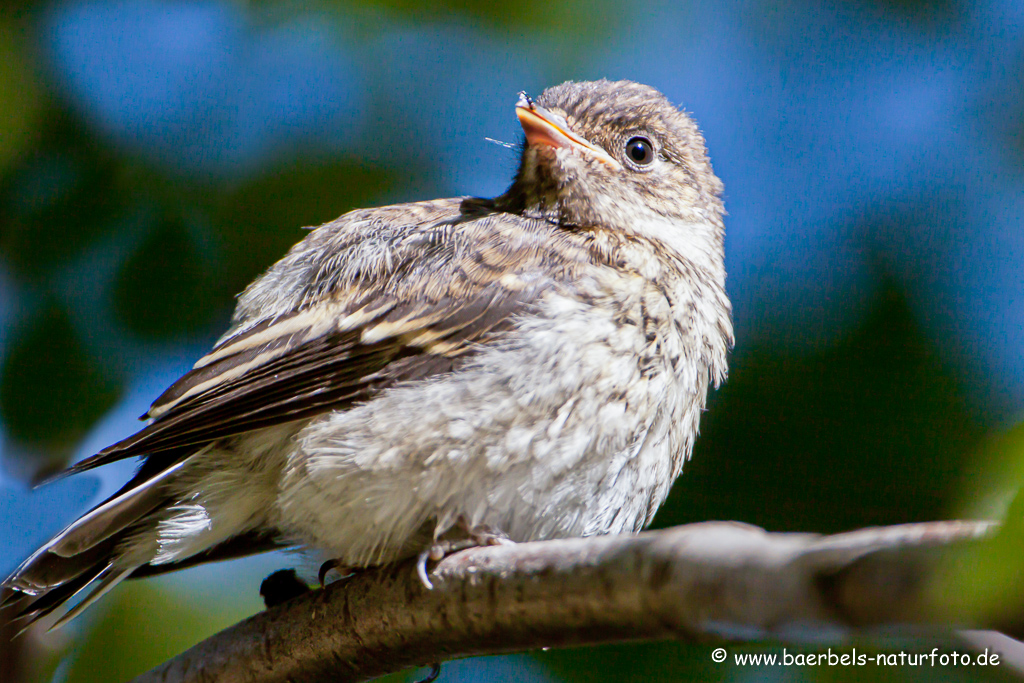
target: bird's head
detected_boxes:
[502,80,725,265]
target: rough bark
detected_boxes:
[129,520,1000,683]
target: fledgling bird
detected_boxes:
[2,79,733,629]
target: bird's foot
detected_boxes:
[466,523,515,548]
[415,520,515,589]
[318,559,359,587]
[415,662,442,683]
[259,569,311,609]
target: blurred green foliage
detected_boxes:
[0,304,121,464]
[0,18,42,179]
[661,286,985,535]
[928,424,1024,631]
[208,159,401,297]
[0,117,124,278]
[112,214,217,338]
[64,580,262,683]
[314,0,619,37]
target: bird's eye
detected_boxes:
[624,136,655,166]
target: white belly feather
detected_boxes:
[270,273,710,566]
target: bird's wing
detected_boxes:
[61,199,582,477]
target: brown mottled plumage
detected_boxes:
[3,80,732,629]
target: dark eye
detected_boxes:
[624,136,655,166]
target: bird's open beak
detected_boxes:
[515,92,621,169]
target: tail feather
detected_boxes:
[8,567,101,626]
[47,458,190,559]
[5,537,117,596]
[3,537,143,632]
[5,561,136,635]
[48,565,137,631]
[2,460,184,631]
[4,450,289,632]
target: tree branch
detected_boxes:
[129,520,999,683]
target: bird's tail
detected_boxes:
[4,443,291,634]
[1,457,192,632]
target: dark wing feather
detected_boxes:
[61,281,535,476]
[55,199,586,479]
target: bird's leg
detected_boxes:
[415,518,515,589]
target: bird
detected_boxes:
[2,79,733,630]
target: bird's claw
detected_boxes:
[415,662,442,683]
[318,559,358,587]
[415,521,514,589]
